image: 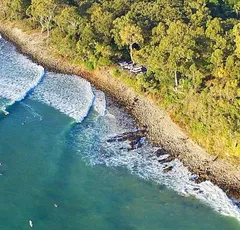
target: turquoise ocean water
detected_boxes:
[0,35,240,230]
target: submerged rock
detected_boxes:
[107,128,147,151]
[158,155,175,164]
[163,166,174,173]
[155,148,168,157]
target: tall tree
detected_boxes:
[233,1,240,17]
[56,6,83,36]
[0,0,30,20]
[27,0,59,37]
[233,23,240,58]
[118,23,143,64]
[88,3,113,43]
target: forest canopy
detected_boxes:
[1,0,240,160]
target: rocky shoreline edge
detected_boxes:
[0,22,240,199]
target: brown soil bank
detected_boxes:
[0,22,240,198]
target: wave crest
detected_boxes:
[72,110,240,222]
[0,37,44,110]
[30,73,95,122]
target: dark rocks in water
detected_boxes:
[107,128,147,151]
[107,129,146,143]
[192,188,204,194]
[233,200,240,209]
[190,175,198,182]
[163,166,173,173]
[155,148,168,157]
[128,137,146,151]
[158,156,175,164]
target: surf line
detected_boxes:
[3,66,45,113]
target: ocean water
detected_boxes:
[0,36,240,230]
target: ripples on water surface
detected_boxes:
[0,35,240,230]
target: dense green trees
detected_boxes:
[118,23,143,64]
[1,0,240,160]
[0,0,30,20]
[27,0,59,36]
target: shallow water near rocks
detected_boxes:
[0,36,240,230]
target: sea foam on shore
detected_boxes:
[0,35,44,110]
[69,103,240,222]
[1,25,240,223]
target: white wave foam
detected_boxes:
[0,37,45,110]
[30,73,95,122]
[72,109,240,222]
[89,140,240,221]
[93,89,107,116]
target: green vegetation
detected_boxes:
[1,0,240,160]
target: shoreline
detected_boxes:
[0,22,240,198]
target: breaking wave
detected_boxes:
[99,143,240,221]
[30,73,95,122]
[1,33,239,223]
[92,89,107,116]
[71,109,240,222]
[0,36,44,111]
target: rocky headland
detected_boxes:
[0,22,239,198]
